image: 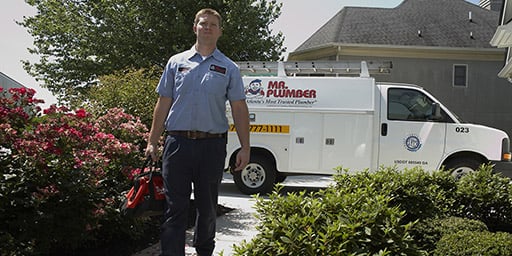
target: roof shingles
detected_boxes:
[295,0,499,52]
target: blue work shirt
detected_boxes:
[156,46,246,133]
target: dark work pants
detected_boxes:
[160,135,227,256]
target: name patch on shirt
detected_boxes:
[178,65,191,73]
[209,64,226,75]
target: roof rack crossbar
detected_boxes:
[237,60,392,76]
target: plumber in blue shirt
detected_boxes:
[145,8,250,256]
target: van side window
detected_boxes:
[388,88,440,121]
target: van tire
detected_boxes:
[233,155,276,195]
[444,158,481,180]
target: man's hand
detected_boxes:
[145,143,158,162]
[230,99,250,172]
[234,147,250,171]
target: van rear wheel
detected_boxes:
[233,155,276,195]
[445,158,481,180]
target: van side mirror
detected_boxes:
[430,102,442,121]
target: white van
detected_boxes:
[226,61,512,194]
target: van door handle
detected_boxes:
[381,123,388,136]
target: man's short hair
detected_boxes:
[194,8,222,27]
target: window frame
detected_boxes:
[453,64,468,87]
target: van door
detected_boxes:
[289,112,322,172]
[378,86,447,171]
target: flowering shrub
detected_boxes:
[0,87,153,255]
[0,87,43,143]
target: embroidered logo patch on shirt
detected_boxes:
[178,65,191,73]
[209,64,227,75]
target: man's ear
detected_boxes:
[193,24,197,34]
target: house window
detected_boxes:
[453,64,468,87]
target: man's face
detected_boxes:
[193,14,222,43]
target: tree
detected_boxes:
[21,0,285,105]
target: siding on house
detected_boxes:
[0,72,26,90]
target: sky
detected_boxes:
[0,0,481,108]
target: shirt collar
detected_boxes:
[187,46,221,61]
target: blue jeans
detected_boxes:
[160,135,227,256]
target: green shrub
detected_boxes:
[0,88,155,255]
[85,67,161,129]
[434,230,512,256]
[332,167,457,223]
[233,185,425,255]
[453,164,512,232]
[410,217,488,253]
[233,166,512,255]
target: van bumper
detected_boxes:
[491,161,512,178]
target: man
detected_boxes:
[145,8,250,256]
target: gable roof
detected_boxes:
[295,0,500,52]
[0,72,25,90]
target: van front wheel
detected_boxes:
[444,158,481,180]
[233,155,276,195]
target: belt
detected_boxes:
[166,130,226,140]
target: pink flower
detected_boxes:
[128,168,142,180]
[75,108,88,118]
[43,105,58,115]
[26,88,36,96]
[38,184,60,196]
[93,208,106,217]
[74,157,84,169]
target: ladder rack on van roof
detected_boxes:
[236,60,392,78]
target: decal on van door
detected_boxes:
[229,124,290,134]
[404,134,422,152]
[245,79,265,98]
[394,159,429,165]
[244,79,318,107]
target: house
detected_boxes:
[0,72,26,91]
[288,0,512,136]
[490,0,512,78]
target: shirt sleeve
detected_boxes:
[227,66,246,101]
[156,59,175,98]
